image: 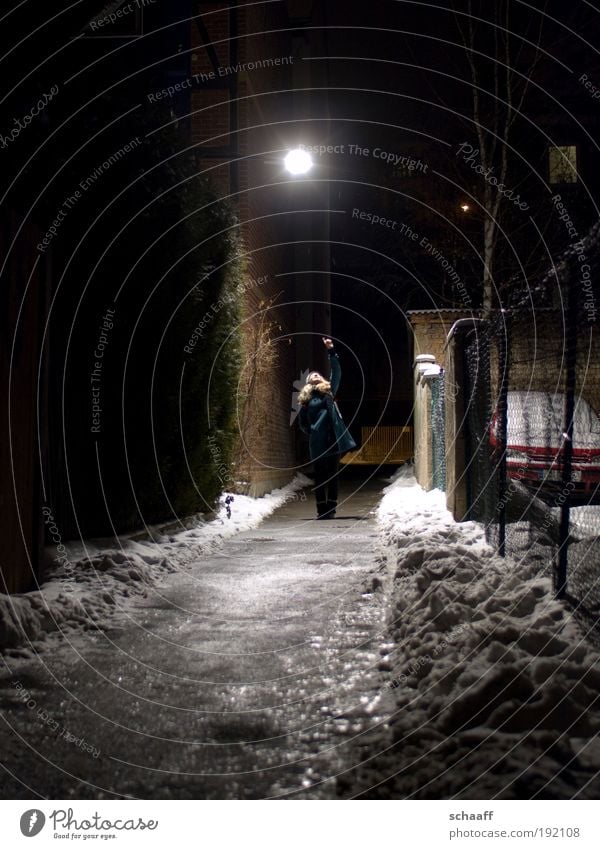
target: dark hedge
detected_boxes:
[38,101,242,537]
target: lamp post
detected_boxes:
[284,148,313,176]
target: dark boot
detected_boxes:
[323,500,337,519]
[316,501,328,519]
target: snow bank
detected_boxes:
[354,470,600,799]
[0,475,310,656]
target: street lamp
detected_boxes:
[284,148,313,175]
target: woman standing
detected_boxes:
[297,338,356,519]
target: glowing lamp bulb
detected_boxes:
[460,203,470,212]
[284,148,313,175]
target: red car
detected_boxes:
[490,391,600,498]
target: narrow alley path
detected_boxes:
[0,470,394,799]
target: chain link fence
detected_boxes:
[462,321,497,529]
[456,285,600,636]
[431,370,446,492]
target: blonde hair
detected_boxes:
[298,376,332,404]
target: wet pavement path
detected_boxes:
[0,470,395,799]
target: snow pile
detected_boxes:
[159,474,312,567]
[566,506,600,540]
[0,475,310,656]
[355,471,600,798]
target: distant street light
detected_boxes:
[284,148,313,175]
[460,203,471,212]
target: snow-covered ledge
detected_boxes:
[413,354,437,490]
[420,363,442,383]
[414,353,436,378]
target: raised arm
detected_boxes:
[322,337,341,396]
[329,349,341,396]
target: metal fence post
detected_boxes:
[496,311,510,557]
[556,276,578,599]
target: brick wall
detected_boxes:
[409,310,472,369]
[191,4,298,496]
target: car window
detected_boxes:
[503,392,600,449]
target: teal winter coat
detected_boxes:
[297,350,357,461]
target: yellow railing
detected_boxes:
[340,425,414,465]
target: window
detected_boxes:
[548,145,578,184]
[392,152,427,180]
[393,163,415,180]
